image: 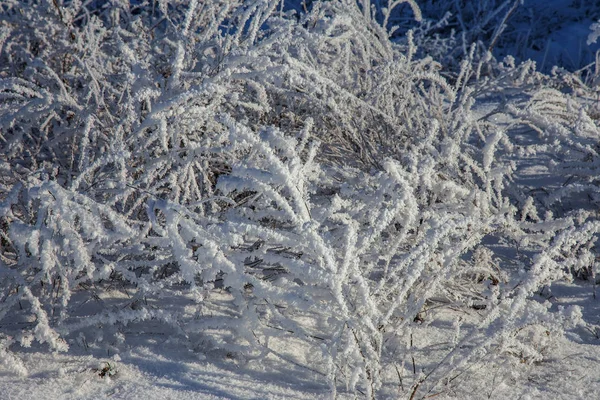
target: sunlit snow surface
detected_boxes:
[2,282,600,399]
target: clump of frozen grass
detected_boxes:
[0,335,27,377]
[1,0,599,398]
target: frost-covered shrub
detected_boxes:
[470,55,600,280]
[399,1,600,73]
[1,0,598,398]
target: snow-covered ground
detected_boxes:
[0,347,328,399]
[2,282,600,399]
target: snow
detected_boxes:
[0,348,326,399]
[3,283,600,399]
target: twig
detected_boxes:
[488,0,522,53]
[52,0,65,24]
[409,378,423,400]
[395,363,404,392]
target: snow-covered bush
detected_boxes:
[1,0,599,398]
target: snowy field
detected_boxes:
[3,1,600,399]
[2,310,600,400]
